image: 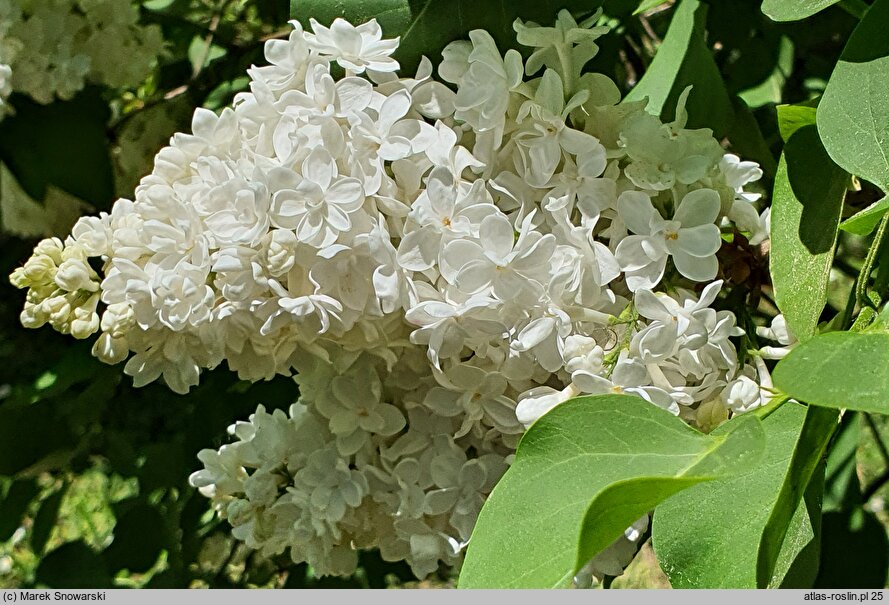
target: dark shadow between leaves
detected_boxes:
[815,509,889,588]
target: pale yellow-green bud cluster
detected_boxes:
[10,237,101,339]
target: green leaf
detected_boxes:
[762,0,840,21]
[822,412,861,512]
[777,103,817,143]
[103,503,167,573]
[770,125,847,341]
[818,0,889,192]
[652,402,831,588]
[36,541,114,588]
[773,331,889,412]
[738,36,794,109]
[840,196,889,236]
[727,96,778,177]
[757,405,838,587]
[773,463,824,588]
[30,484,69,555]
[0,88,114,208]
[0,479,39,541]
[624,0,734,136]
[458,394,765,589]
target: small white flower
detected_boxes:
[440,30,523,162]
[306,18,399,74]
[572,350,680,414]
[442,212,556,302]
[269,149,365,248]
[615,189,722,290]
[397,169,496,272]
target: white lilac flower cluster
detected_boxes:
[12,12,775,578]
[0,0,163,119]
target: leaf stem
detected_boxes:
[855,212,889,309]
[555,43,576,98]
[838,0,870,19]
[752,394,789,421]
[193,0,238,78]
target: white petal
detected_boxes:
[617,191,658,236]
[633,289,671,322]
[671,248,718,282]
[480,214,515,263]
[515,317,555,350]
[674,188,721,227]
[397,229,440,271]
[674,224,721,257]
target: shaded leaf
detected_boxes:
[652,402,829,588]
[633,0,669,14]
[757,405,838,587]
[773,331,889,413]
[815,509,889,588]
[458,394,765,588]
[103,503,167,573]
[139,442,190,491]
[770,125,847,341]
[624,0,734,136]
[774,463,824,588]
[36,541,113,588]
[738,36,794,109]
[257,0,290,24]
[728,96,778,177]
[822,412,862,512]
[31,483,69,555]
[0,479,39,541]
[0,88,113,208]
[0,401,76,476]
[818,0,889,192]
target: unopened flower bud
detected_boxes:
[20,303,47,329]
[721,376,761,414]
[54,258,98,292]
[22,255,56,283]
[71,313,100,339]
[92,332,129,364]
[60,243,89,263]
[44,295,72,325]
[9,267,29,289]
[100,302,135,338]
[695,398,729,433]
[34,238,64,264]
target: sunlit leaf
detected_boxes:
[458,394,764,588]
